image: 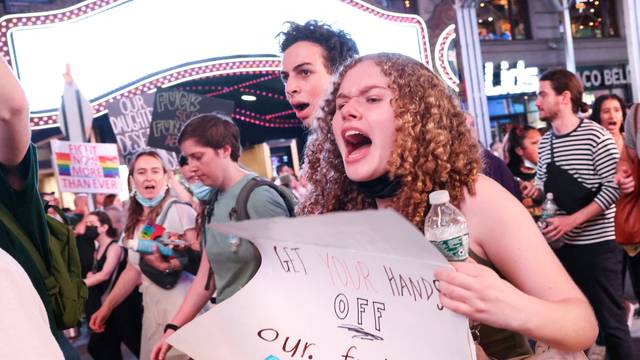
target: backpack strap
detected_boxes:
[202,177,296,294]
[232,176,297,221]
[0,203,49,277]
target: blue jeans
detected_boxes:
[53,329,80,360]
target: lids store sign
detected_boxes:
[484,60,539,96]
[484,61,630,96]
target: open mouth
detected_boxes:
[292,102,310,112]
[606,120,618,128]
[143,184,156,192]
[343,129,372,160]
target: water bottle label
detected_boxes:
[430,233,469,261]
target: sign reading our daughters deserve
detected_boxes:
[167,210,474,360]
[106,93,179,168]
[51,139,121,194]
[147,90,234,153]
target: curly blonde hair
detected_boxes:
[298,53,481,231]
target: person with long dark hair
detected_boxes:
[83,210,142,360]
[505,125,541,182]
[591,94,626,152]
[591,94,640,327]
[505,125,542,218]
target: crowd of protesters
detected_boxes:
[1,18,639,360]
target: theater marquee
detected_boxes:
[0,0,430,129]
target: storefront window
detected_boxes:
[488,94,541,144]
[477,0,530,41]
[570,0,618,38]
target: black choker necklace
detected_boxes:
[355,173,402,199]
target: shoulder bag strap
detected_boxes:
[634,103,640,135]
[549,134,555,163]
[156,199,188,226]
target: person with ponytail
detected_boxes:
[90,150,199,360]
[83,210,142,360]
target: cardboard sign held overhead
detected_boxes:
[106,93,179,168]
[168,210,474,359]
[147,90,234,153]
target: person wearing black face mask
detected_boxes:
[76,219,98,279]
[83,211,142,360]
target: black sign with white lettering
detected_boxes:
[576,64,630,90]
[106,93,178,168]
[147,90,235,153]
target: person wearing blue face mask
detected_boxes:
[170,154,215,207]
[90,150,203,360]
[188,181,214,202]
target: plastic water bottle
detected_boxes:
[537,193,562,249]
[424,190,469,261]
[126,239,173,257]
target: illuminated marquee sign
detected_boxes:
[0,0,430,129]
[484,60,539,96]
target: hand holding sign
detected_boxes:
[167,210,474,359]
[435,260,528,331]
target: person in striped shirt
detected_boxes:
[522,69,631,359]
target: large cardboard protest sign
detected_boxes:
[51,139,121,194]
[106,93,178,168]
[168,210,474,359]
[147,90,234,153]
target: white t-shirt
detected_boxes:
[127,199,196,276]
[0,248,63,359]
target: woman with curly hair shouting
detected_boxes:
[299,52,597,359]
